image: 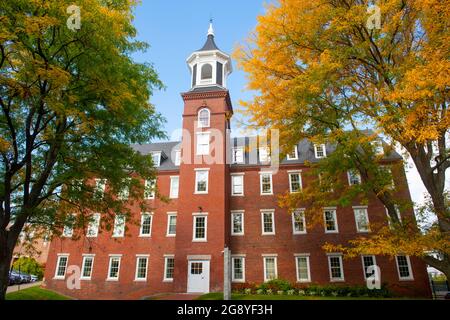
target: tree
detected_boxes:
[0,0,165,299]
[235,0,449,278]
[13,257,44,279]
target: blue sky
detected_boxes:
[132,0,268,141]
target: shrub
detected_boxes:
[258,279,293,292]
[12,257,44,279]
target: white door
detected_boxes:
[187,260,210,293]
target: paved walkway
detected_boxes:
[7,281,42,294]
[145,293,201,300]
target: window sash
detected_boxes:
[164,257,175,280]
[232,213,244,235]
[314,144,326,158]
[328,256,344,280]
[196,133,210,155]
[354,208,369,232]
[324,210,338,232]
[169,176,179,198]
[292,210,306,234]
[362,255,376,279]
[262,212,275,234]
[86,213,100,237]
[135,257,148,280]
[144,179,156,199]
[287,146,298,160]
[232,148,244,163]
[112,215,126,237]
[259,148,270,163]
[55,256,68,278]
[140,213,152,236]
[108,257,121,279]
[296,256,310,282]
[195,171,208,193]
[81,256,94,279]
[232,257,245,281]
[167,215,177,236]
[260,174,273,194]
[231,175,244,195]
[264,257,277,281]
[348,170,361,185]
[396,255,413,279]
[193,216,207,240]
[289,173,302,193]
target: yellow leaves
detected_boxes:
[0,137,11,153]
[23,15,60,35]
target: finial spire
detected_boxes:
[208,18,214,36]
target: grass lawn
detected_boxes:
[6,286,72,300]
[197,293,407,300]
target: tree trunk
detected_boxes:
[0,236,15,301]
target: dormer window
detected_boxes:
[151,152,161,167]
[201,64,213,80]
[198,108,210,128]
[314,144,327,159]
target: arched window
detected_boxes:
[198,108,210,128]
[201,64,213,80]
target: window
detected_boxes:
[328,255,344,281]
[314,144,327,159]
[191,262,203,274]
[292,209,306,234]
[260,172,273,195]
[151,152,161,167]
[86,213,100,238]
[361,255,377,279]
[288,172,302,193]
[371,140,384,155]
[62,214,75,238]
[324,209,338,233]
[169,176,179,198]
[347,170,362,185]
[94,178,106,198]
[164,256,175,281]
[112,214,125,237]
[196,132,210,155]
[201,63,212,80]
[386,205,402,227]
[287,146,298,160]
[354,207,370,232]
[195,170,209,194]
[261,210,275,235]
[193,215,207,241]
[232,256,245,282]
[396,255,413,280]
[117,178,130,200]
[139,213,153,237]
[231,211,244,236]
[107,256,121,280]
[198,108,210,128]
[144,179,156,199]
[263,256,277,281]
[81,255,95,280]
[259,147,270,163]
[232,147,244,164]
[135,256,149,281]
[174,150,181,166]
[166,213,177,236]
[295,255,311,282]
[231,174,244,196]
[381,166,395,189]
[54,255,69,279]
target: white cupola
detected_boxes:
[186,20,233,91]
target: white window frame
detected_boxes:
[288,171,302,193]
[353,206,370,233]
[198,108,211,128]
[62,214,75,238]
[54,254,69,279]
[80,254,95,280]
[231,210,245,236]
[107,255,122,281]
[324,208,338,233]
[192,214,208,242]
[151,152,162,167]
[292,209,306,235]
[196,132,210,155]
[94,178,106,198]
[86,213,100,238]
[263,255,278,282]
[361,255,377,280]
[231,173,244,196]
[231,255,246,283]
[295,254,311,282]
[194,169,209,194]
[371,140,384,155]
[144,179,156,200]
[261,210,275,235]
[134,255,149,282]
[169,176,179,199]
[287,146,298,160]
[174,150,181,166]
[232,147,244,164]
[314,144,327,159]
[259,147,271,163]
[112,214,126,238]
[396,255,414,281]
[327,254,345,282]
[347,170,362,186]
[139,212,153,237]
[259,172,273,195]
[166,212,177,237]
[163,255,175,282]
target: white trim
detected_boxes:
[197,108,210,128]
[259,172,273,195]
[353,207,370,233]
[328,255,345,282]
[144,179,156,200]
[80,255,95,280]
[395,255,414,281]
[231,256,246,283]
[196,132,210,156]
[194,170,209,194]
[106,256,122,281]
[288,172,302,193]
[361,255,377,280]
[53,254,69,279]
[169,176,179,199]
[139,212,153,237]
[292,209,307,234]
[231,210,245,236]
[231,147,245,164]
[192,215,208,242]
[86,213,100,238]
[261,210,275,235]
[295,255,311,283]
[231,174,244,196]
[163,256,175,282]
[166,213,177,237]
[314,144,327,158]
[263,256,278,282]
[134,255,149,282]
[192,212,209,216]
[286,145,298,160]
[324,208,339,233]
[347,170,362,186]
[112,214,126,238]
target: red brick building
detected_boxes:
[43,24,431,299]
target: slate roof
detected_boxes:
[198,34,221,52]
[131,136,402,172]
[190,85,227,93]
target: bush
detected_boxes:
[258,279,293,293]
[12,257,44,279]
